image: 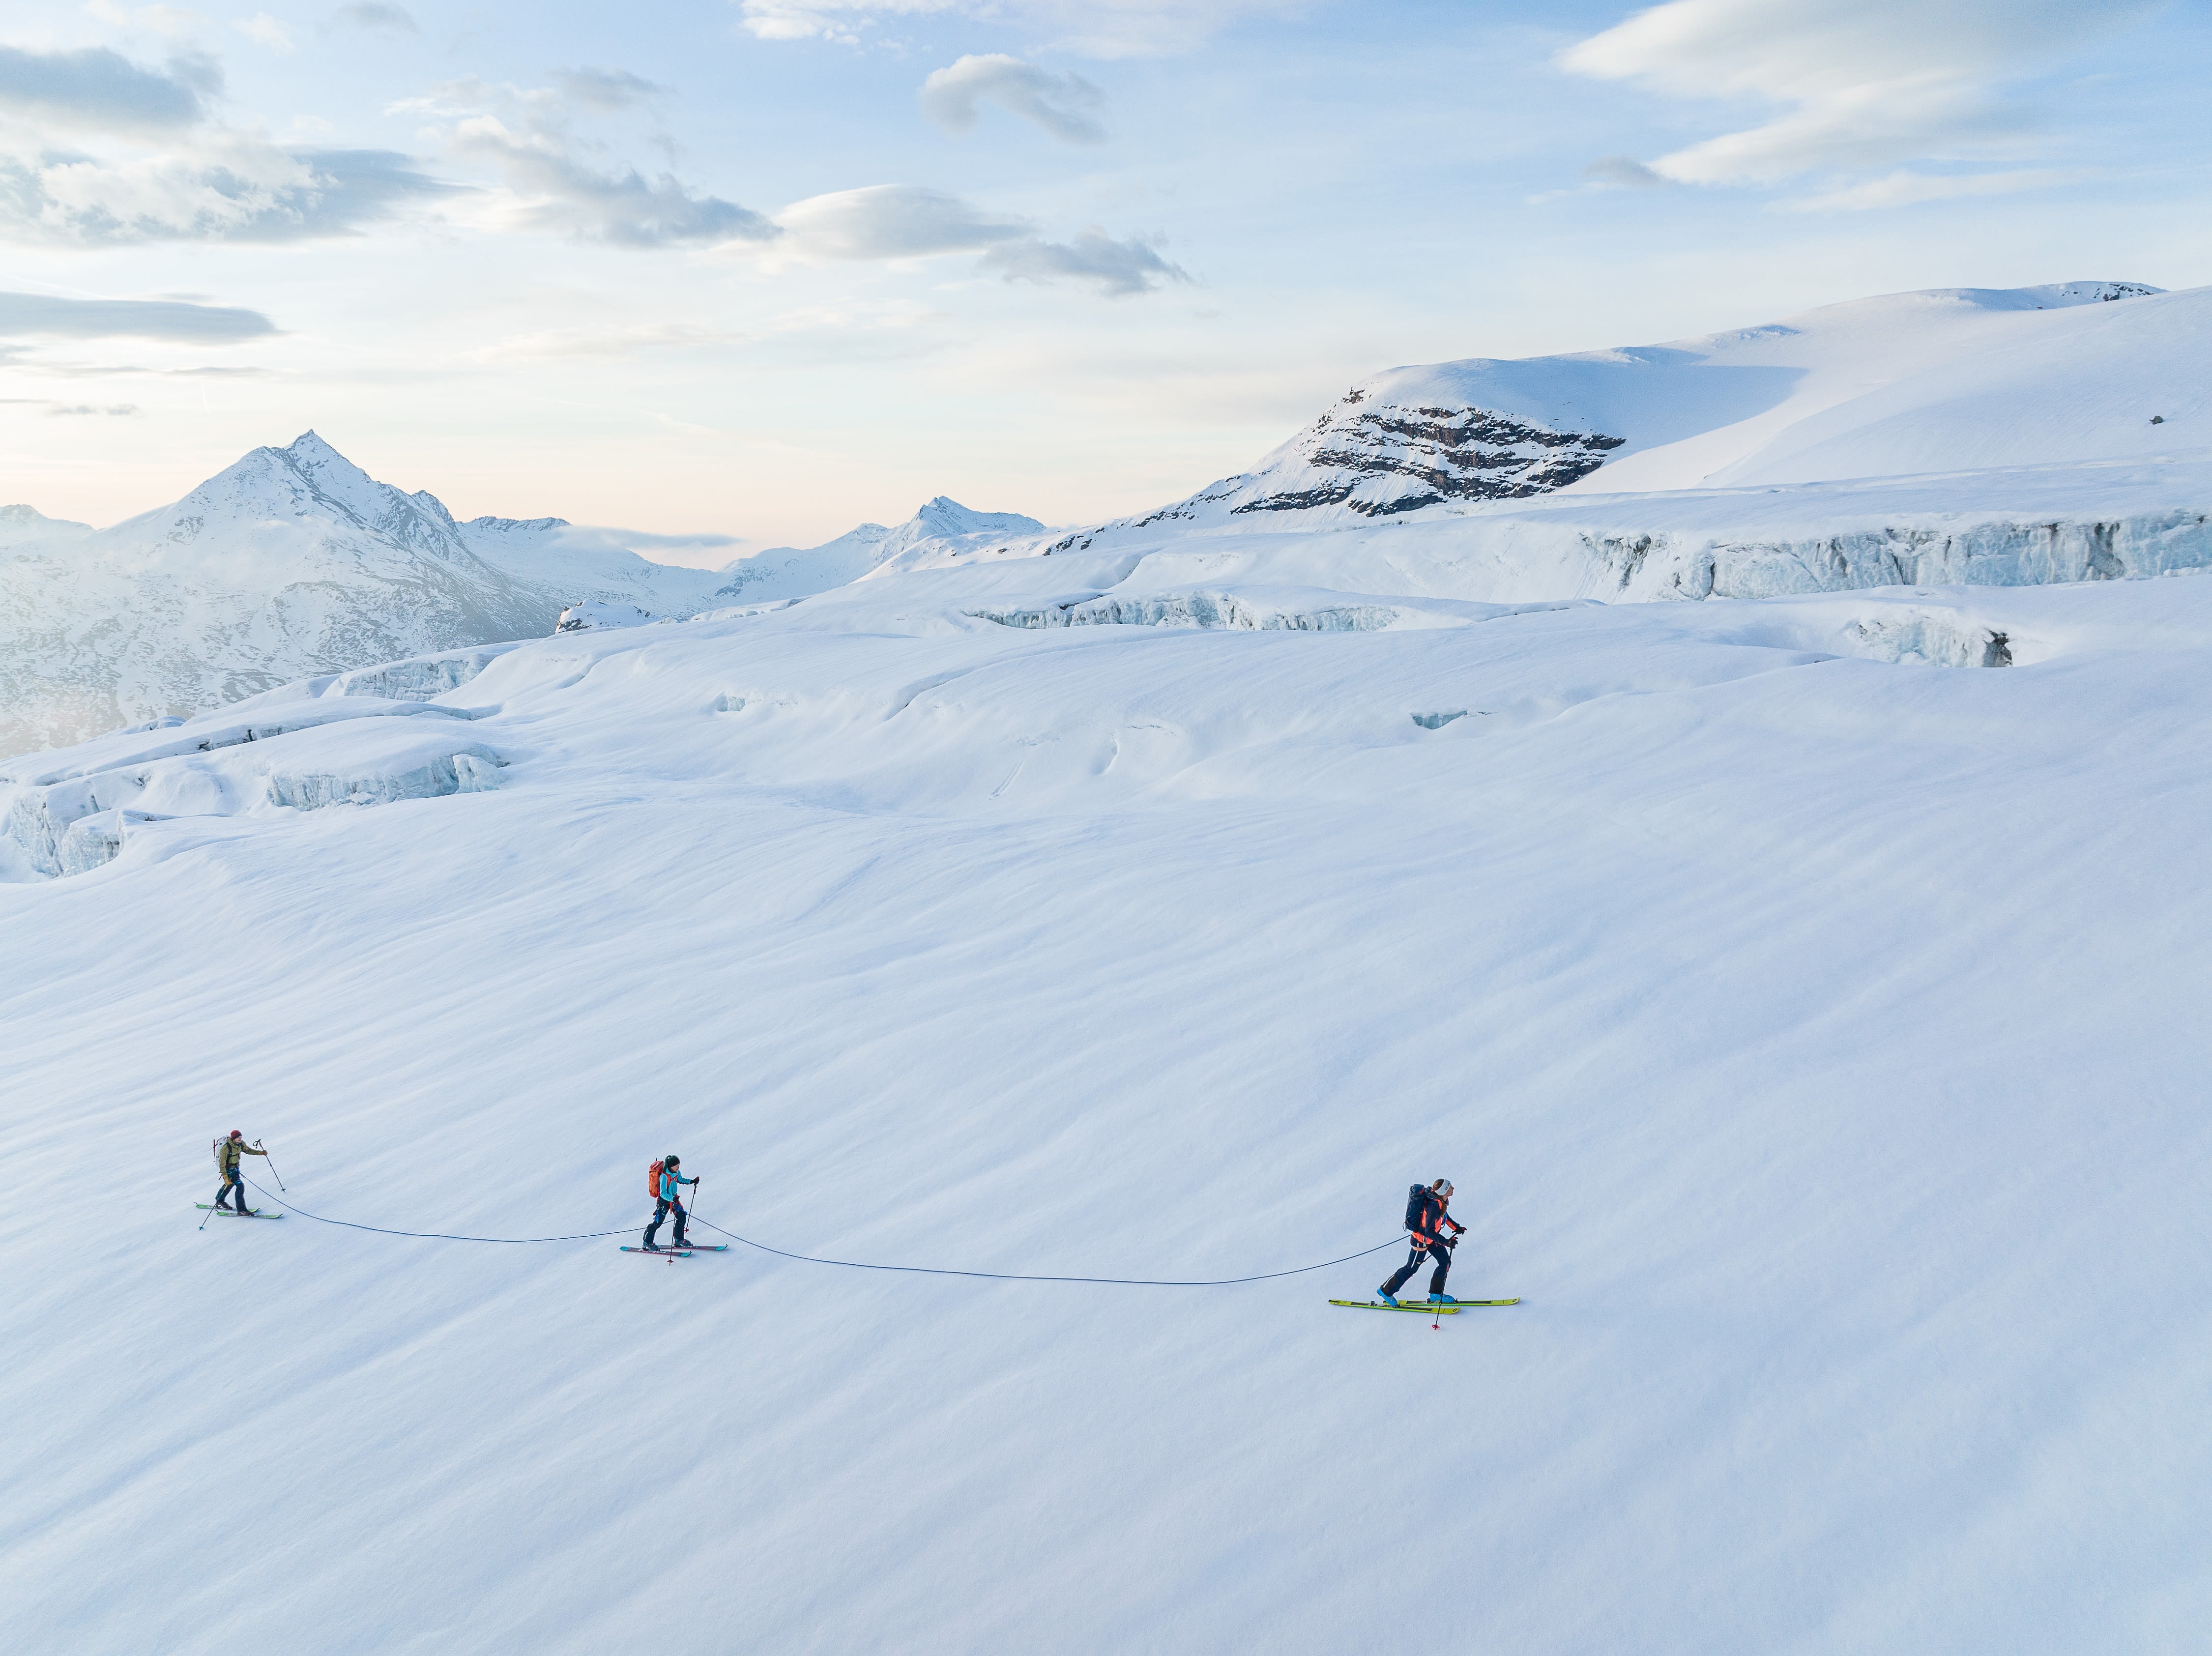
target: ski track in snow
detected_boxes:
[2,538,2209,1652]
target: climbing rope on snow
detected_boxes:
[245,1179,632,1243]
[242,1177,1404,1283]
[691,1215,1405,1286]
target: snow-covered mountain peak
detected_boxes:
[0,504,92,546]
[130,431,476,569]
[717,497,1047,600]
[1041,280,2207,552]
[910,496,1044,539]
[0,435,732,755]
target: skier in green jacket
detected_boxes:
[211,1130,269,1215]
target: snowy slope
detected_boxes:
[715,494,1047,600]
[1,534,2207,1651]
[1040,281,2208,569]
[0,435,729,758]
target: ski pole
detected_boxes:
[258,1140,287,1192]
[199,1195,219,1232]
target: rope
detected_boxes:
[694,1215,1407,1286]
[246,1179,631,1243]
[245,1177,1406,1284]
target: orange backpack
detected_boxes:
[648,1159,664,1201]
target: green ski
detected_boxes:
[1328,1297,1518,1313]
[196,1206,283,1219]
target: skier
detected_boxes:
[643,1155,699,1252]
[1379,1178,1465,1306]
[211,1130,269,1215]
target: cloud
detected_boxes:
[770,184,1185,294]
[46,403,141,415]
[0,145,450,244]
[1783,166,2085,213]
[1561,0,2167,188]
[0,290,276,341]
[920,54,1106,144]
[0,43,447,243]
[978,228,1187,295]
[1584,155,1666,189]
[235,13,297,52]
[776,183,1024,259]
[0,45,214,133]
[555,68,665,113]
[330,2,418,31]
[401,79,770,249]
[738,0,1300,58]
[450,119,774,247]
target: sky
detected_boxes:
[1,0,2207,557]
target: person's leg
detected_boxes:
[644,1198,668,1248]
[220,1171,243,1211]
[1426,1243,1453,1297]
[671,1201,688,1247]
[1381,1247,1423,1297]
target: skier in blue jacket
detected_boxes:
[643,1155,699,1251]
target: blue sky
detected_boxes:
[1,0,2207,552]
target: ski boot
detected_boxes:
[1377,1287,1399,1307]
[1427,1293,1459,1307]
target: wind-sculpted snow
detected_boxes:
[1,542,2208,1654]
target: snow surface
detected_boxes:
[2,531,2207,1649]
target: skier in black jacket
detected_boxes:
[1380,1178,1464,1306]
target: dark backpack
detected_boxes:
[1403,1183,1428,1233]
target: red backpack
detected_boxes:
[648,1159,664,1201]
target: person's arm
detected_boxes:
[244,1144,269,1158]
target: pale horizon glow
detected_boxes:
[0,0,2206,556]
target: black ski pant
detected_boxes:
[216,1169,247,1212]
[1382,1240,1453,1298]
[644,1198,687,1249]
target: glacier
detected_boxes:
[2,279,2210,1654]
